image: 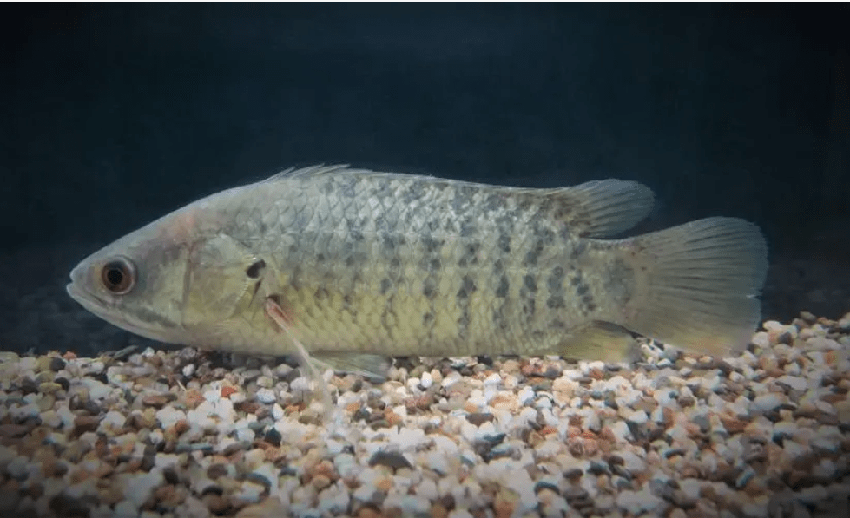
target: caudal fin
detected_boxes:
[617,217,768,355]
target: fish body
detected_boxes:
[67,166,768,366]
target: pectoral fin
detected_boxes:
[311,353,391,381]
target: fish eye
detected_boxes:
[101,257,136,294]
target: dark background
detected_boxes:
[1,4,848,355]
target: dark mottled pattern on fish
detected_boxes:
[227,168,606,356]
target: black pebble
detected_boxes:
[140,453,156,471]
[49,495,89,518]
[368,450,413,471]
[264,428,282,446]
[20,377,38,394]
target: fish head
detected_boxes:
[67,202,264,346]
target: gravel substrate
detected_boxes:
[1,312,849,518]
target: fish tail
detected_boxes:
[616,217,768,355]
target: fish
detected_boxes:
[67,165,768,375]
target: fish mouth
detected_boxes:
[66,281,128,328]
[66,280,176,344]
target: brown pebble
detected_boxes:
[154,484,185,507]
[312,474,332,490]
[173,419,190,435]
[384,410,404,427]
[74,415,101,434]
[720,414,747,434]
[431,503,449,518]
[235,401,261,414]
[357,508,380,518]
[99,485,125,505]
[38,382,63,395]
[68,468,92,485]
[821,393,846,404]
[466,413,495,426]
[0,423,34,438]
[404,396,433,412]
[263,447,285,463]
[202,493,231,515]
[634,397,658,412]
[680,466,700,478]
[376,476,393,492]
[208,463,229,479]
[235,497,289,518]
[142,395,171,408]
[494,488,518,518]
[184,389,205,409]
[744,477,768,497]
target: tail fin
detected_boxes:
[616,217,768,355]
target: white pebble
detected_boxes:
[317,486,350,514]
[751,332,770,348]
[616,488,663,515]
[255,388,276,404]
[428,452,449,474]
[420,371,433,389]
[415,478,439,500]
[202,386,221,403]
[432,435,459,455]
[751,394,782,412]
[6,455,30,479]
[125,471,164,509]
[154,454,181,471]
[235,427,255,443]
[609,421,631,442]
[618,450,647,472]
[156,407,187,429]
[625,409,649,425]
[17,357,37,371]
[39,410,63,429]
[776,376,808,391]
[517,387,535,405]
[483,372,501,387]
[113,501,139,517]
[148,430,164,445]
[79,378,111,400]
[181,363,195,378]
[271,402,285,420]
[99,410,127,431]
[290,376,311,392]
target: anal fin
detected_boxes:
[558,321,642,364]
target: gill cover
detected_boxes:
[182,233,264,327]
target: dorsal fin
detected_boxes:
[265,164,353,182]
[265,165,654,237]
[539,179,655,238]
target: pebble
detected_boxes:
[254,388,276,404]
[0,313,845,517]
[752,393,783,412]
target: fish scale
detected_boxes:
[68,165,768,374]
